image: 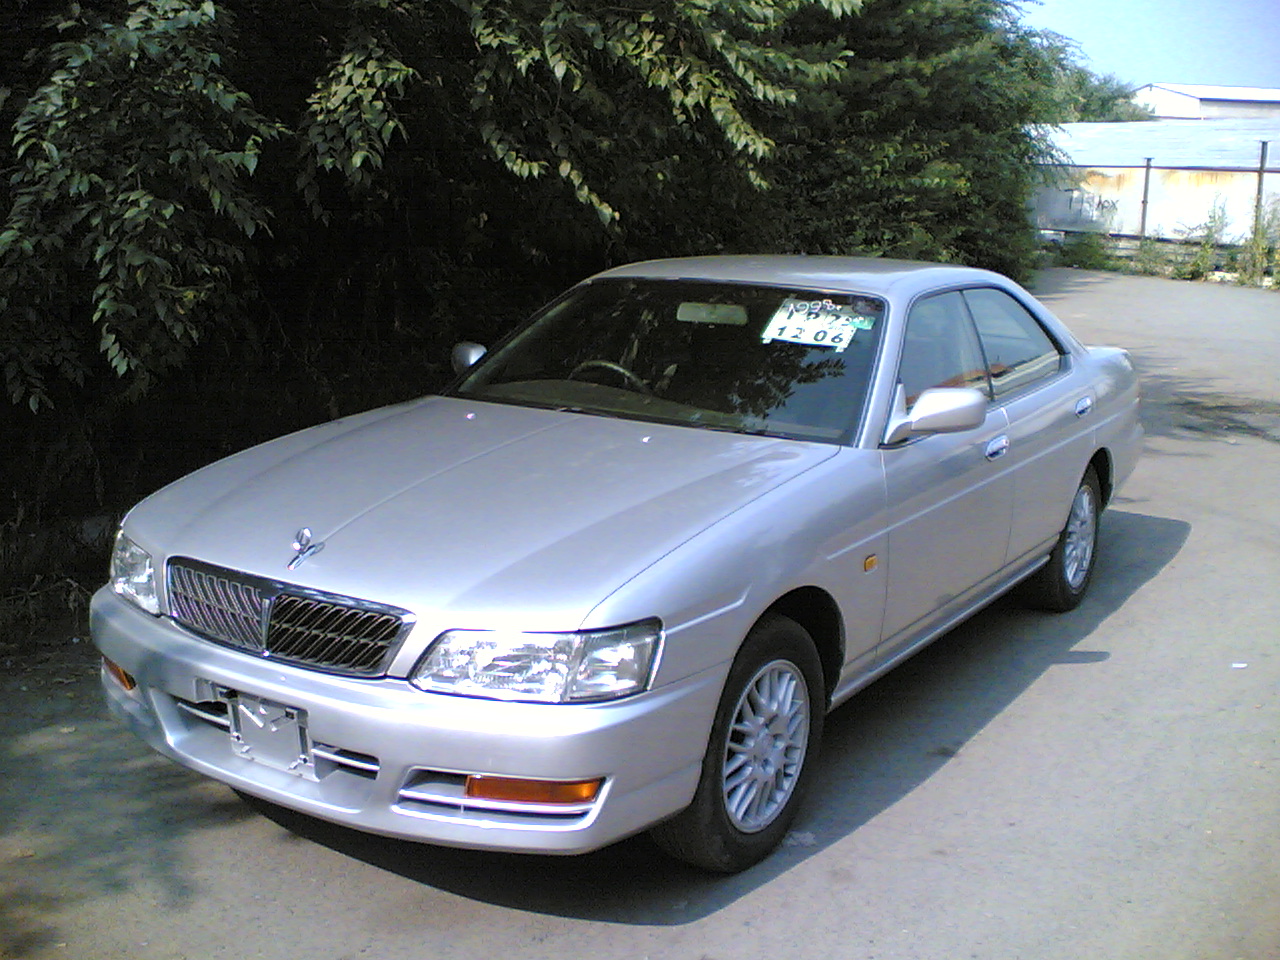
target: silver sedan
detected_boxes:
[93,256,1142,872]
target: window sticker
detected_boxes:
[676,302,749,326]
[760,298,876,352]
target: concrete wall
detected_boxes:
[1034,164,1279,242]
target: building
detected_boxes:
[1132,84,1280,120]
[1032,118,1279,243]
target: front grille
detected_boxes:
[167,558,413,676]
[169,563,266,650]
[267,594,405,674]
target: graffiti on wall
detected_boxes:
[1035,164,1279,241]
[1034,185,1120,232]
[1066,190,1119,221]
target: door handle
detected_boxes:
[1075,396,1094,418]
[985,435,1009,460]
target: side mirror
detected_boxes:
[883,385,988,445]
[451,342,487,375]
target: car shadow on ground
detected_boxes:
[0,509,1188,947]
[231,506,1189,925]
[1136,367,1280,447]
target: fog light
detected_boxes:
[103,656,137,691]
[465,775,603,805]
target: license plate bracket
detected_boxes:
[224,690,316,779]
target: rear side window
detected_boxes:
[898,292,990,406]
[962,288,1063,399]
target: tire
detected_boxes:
[1022,465,1102,612]
[650,614,824,873]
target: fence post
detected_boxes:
[1255,140,1271,239]
[1139,157,1153,239]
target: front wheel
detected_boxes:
[1022,466,1101,612]
[650,614,824,872]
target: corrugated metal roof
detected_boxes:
[1137,83,1280,104]
[1043,119,1280,170]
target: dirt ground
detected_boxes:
[0,626,100,762]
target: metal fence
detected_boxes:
[1033,134,1276,244]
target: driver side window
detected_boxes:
[899,292,991,406]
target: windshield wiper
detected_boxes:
[552,404,620,419]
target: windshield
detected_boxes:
[452,278,887,443]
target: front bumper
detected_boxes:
[91,587,719,855]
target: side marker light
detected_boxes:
[103,657,137,691]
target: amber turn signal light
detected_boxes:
[465,775,603,805]
[103,656,137,691]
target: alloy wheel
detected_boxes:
[721,659,810,833]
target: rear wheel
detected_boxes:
[650,614,824,872]
[1022,466,1101,612]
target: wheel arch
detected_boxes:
[1089,448,1114,506]
[760,586,844,705]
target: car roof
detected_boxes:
[588,255,1011,299]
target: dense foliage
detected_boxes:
[1034,32,1154,122]
[757,0,1067,276]
[0,0,1077,619]
[2,0,860,411]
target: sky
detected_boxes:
[1014,0,1280,89]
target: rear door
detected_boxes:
[960,287,1095,566]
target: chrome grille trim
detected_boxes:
[168,564,266,650]
[313,743,380,777]
[166,558,414,677]
[267,595,405,674]
[174,697,231,729]
[394,770,596,821]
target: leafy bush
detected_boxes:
[1174,201,1229,280]
[1239,199,1279,287]
[1055,232,1115,269]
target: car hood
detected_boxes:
[128,396,836,630]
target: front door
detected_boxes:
[879,290,1014,655]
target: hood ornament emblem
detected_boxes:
[287,527,325,570]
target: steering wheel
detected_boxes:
[568,359,652,394]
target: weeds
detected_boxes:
[0,504,107,636]
[1131,238,1169,276]
[0,576,92,634]
[1052,196,1277,289]
[1239,198,1280,288]
[1174,201,1229,280]
[1054,232,1117,269]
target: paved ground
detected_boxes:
[2,268,1278,960]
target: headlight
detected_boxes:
[110,531,159,615]
[410,619,663,703]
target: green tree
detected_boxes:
[1,0,855,413]
[1,1,281,411]
[755,0,1067,277]
[1,0,1085,621]
[1033,32,1154,122]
